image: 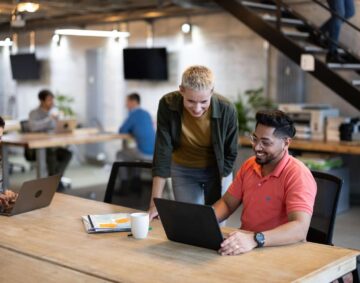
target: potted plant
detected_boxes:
[234,87,276,135]
[55,93,75,119]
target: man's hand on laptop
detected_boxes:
[219,230,257,256]
[0,190,18,213]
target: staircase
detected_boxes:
[213,0,360,111]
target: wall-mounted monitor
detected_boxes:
[10,53,41,80]
[123,48,168,81]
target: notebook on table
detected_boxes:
[82,213,131,233]
[154,198,224,250]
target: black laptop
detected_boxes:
[1,175,61,216]
[154,198,224,250]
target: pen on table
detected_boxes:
[128,226,152,237]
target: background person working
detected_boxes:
[28,89,72,189]
[117,93,155,161]
[0,116,18,213]
[320,0,355,63]
[213,110,317,256]
[149,65,238,220]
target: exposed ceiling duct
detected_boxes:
[0,0,218,33]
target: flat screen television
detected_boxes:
[10,53,41,80]
[123,48,168,80]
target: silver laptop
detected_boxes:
[54,119,77,133]
[1,175,61,216]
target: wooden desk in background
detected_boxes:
[0,194,358,283]
[239,136,360,155]
[3,120,20,133]
[1,128,131,188]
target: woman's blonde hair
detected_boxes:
[181,65,214,91]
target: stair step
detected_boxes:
[303,45,345,54]
[241,1,280,11]
[353,80,360,86]
[328,63,360,70]
[262,14,304,26]
[283,30,309,38]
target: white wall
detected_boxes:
[1,12,268,125]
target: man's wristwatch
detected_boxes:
[254,232,265,248]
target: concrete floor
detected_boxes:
[7,158,360,251]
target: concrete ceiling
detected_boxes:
[0,0,219,32]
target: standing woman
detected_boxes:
[149,65,238,220]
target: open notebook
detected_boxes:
[82,213,131,233]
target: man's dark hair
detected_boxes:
[255,110,296,138]
[38,89,54,101]
[0,116,5,129]
[127,93,140,104]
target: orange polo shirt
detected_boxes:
[227,152,317,232]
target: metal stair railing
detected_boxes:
[213,0,360,110]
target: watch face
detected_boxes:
[255,232,265,247]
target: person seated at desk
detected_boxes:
[214,110,317,256]
[117,93,155,161]
[0,116,18,213]
[28,89,72,190]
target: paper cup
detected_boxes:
[130,212,149,239]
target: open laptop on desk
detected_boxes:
[154,198,224,250]
[0,175,60,216]
[54,119,77,133]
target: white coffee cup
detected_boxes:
[130,212,149,239]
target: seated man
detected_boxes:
[117,93,155,161]
[28,89,72,189]
[0,116,18,213]
[214,110,317,255]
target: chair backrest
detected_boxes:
[307,170,343,245]
[20,120,31,133]
[104,161,153,211]
[19,120,37,162]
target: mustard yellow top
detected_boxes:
[172,107,216,168]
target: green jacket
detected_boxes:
[152,91,238,178]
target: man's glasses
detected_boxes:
[248,134,275,148]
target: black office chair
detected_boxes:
[307,170,342,245]
[104,161,153,211]
[307,171,359,283]
[20,120,36,162]
[6,120,27,174]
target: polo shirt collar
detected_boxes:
[253,151,291,178]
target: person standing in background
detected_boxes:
[149,65,238,220]
[117,93,155,161]
[320,0,355,63]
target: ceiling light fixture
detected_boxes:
[54,29,130,38]
[181,23,191,34]
[17,2,40,13]
[0,38,13,47]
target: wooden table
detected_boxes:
[239,136,360,155]
[1,129,130,188]
[0,194,358,283]
[3,120,20,133]
[0,246,108,283]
